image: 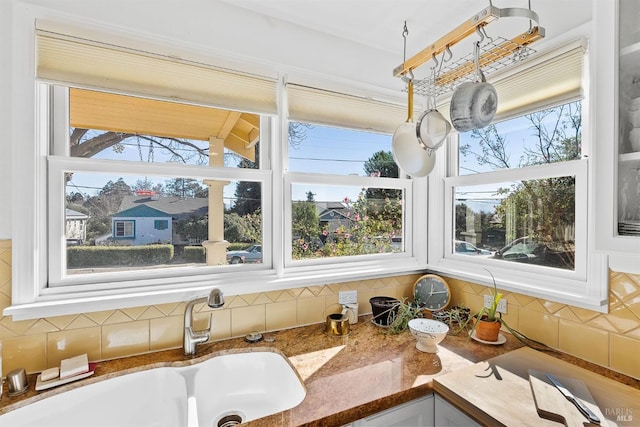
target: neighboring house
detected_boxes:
[110,195,209,246]
[65,208,88,244]
[316,202,353,233]
[112,204,173,246]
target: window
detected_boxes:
[453,101,582,271]
[286,123,409,263]
[48,87,268,285]
[428,41,609,310]
[115,221,135,238]
[7,21,423,319]
[154,220,169,231]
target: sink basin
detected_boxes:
[0,350,305,427]
[192,351,306,426]
[0,367,188,427]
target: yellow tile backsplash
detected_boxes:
[0,239,639,380]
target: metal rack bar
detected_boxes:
[393,5,545,84]
[435,27,544,86]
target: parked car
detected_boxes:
[454,240,492,255]
[492,236,574,270]
[226,244,262,264]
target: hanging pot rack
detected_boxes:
[394,4,545,98]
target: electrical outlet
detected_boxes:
[338,290,358,304]
[483,295,507,314]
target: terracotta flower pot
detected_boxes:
[475,318,501,342]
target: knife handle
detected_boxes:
[569,396,601,425]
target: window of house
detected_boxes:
[428,41,608,311]
[7,22,422,319]
[114,220,135,238]
[286,123,408,262]
[453,101,582,271]
[154,220,169,231]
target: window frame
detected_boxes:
[283,171,414,267]
[426,100,609,311]
[6,14,428,320]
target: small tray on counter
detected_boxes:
[35,363,97,391]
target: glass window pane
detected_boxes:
[458,101,582,175]
[291,184,404,260]
[64,172,262,274]
[454,177,576,270]
[288,122,397,177]
[68,88,259,169]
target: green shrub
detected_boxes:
[183,246,206,263]
[227,242,253,251]
[67,244,174,268]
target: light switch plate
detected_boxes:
[339,290,358,304]
[484,295,507,314]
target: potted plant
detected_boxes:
[467,269,503,342]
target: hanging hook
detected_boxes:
[402,20,409,64]
[443,45,453,63]
[430,53,439,71]
[479,26,493,45]
[475,26,485,44]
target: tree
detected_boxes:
[165,178,207,198]
[459,101,581,267]
[363,150,402,218]
[70,129,209,165]
[232,149,261,215]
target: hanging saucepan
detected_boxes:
[392,79,436,177]
[449,41,498,133]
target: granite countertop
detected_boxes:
[1,316,638,426]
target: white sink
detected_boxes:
[0,367,188,427]
[0,350,305,427]
[191,351,306,426]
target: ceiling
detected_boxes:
[222,0,592,93]
[22,0,593,97]
[225,0,591,55]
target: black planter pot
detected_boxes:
[369,296,400,326]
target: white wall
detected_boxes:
[0,1,13,238]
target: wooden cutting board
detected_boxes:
[529,370,607,427]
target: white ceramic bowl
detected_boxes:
[408,318,449,353]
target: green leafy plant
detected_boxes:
[382,298,424,335]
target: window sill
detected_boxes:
[4,258,428,321]
[425,254,609,313]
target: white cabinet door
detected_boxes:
[434,394,480,427]
[357,395,434,427]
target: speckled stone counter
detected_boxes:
[1,316,638,426]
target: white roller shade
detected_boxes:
[287,84,407,134]
[36,30,278,114]
[439,40,586,122]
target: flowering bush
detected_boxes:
[292,188,402,259]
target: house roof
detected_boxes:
[65,208,88,219]
[113,204,170,218]
[117,195,209,220]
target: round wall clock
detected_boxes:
[413,274,451,311]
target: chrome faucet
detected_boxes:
[183,288,225,355]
